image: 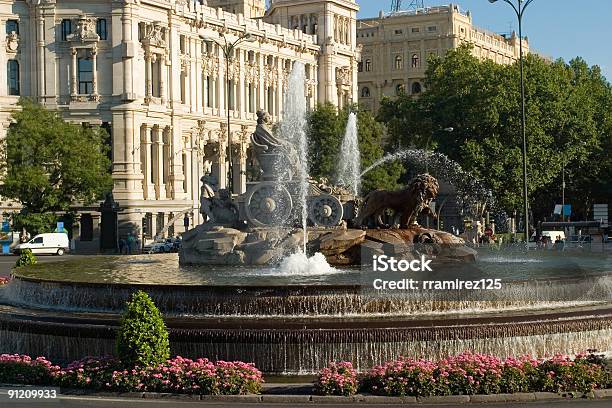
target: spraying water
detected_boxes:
[337,112,361,196]
[278,62,309,253]
[361,148,495,215]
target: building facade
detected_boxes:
[0,0,359,247]
[357,4,528,112]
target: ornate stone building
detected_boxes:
[0,0,359,248]
[357,4,529,112]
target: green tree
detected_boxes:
[116,291,170,368]
[0,99,112,234]
[307,103,402,193]
[378,45,610,219]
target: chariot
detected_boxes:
[236,179,358,228]
[234,110,359,228]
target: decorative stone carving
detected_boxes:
[227,59,241,81]
[244,62,259,84]
[68,16,99,43]
[264,64,278,88]
[202,52,219,76]
[6,32,18,53]
[141,21,166,48]
[335,66,352,86]
[193,120,208,153]
[180,57,190,73]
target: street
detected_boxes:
[0,390,610,408]
[0,254,90,277]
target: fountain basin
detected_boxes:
[1,253,610,374]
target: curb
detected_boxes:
[2,385,612,404]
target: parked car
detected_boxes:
[171,237,181,252]
[13,233,69,256]
[565,235,591,249]
[145,240,173,254]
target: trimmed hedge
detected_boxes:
[116,291,170,368]
[15,249,36,267]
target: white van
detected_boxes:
[14,233,70,256]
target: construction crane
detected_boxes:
[390,0,424,13]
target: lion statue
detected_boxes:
[358,174,439,228]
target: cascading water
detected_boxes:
[279,62,309,253]
[337,112,361,196]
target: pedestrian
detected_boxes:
[127,233,135,255]
[119,237,126,254]
[183,214,190,231]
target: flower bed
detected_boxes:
[0,354,263,395]
[314,362,358,396]
[317,352,611,397]
[0,354,59,385]
[0,276,10,285]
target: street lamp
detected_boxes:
[488,0,535,243]
[200,31,256,195]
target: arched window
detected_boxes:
[365,59,372,72]
[361,87,370,98]
[411,53,420,68]
[394,55,403,70]
[7,59,19,95]
[395,84,405,95]
[412,82,422,94]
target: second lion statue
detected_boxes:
[358,174,439,228]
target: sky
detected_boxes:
[357,0,612,82]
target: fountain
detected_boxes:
[0,63,610,374]
[337,112,361,196]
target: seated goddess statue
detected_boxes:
[250,110,300,180]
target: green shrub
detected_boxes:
[15,249,37,267]
[116,291,170,368]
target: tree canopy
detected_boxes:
[307,103,402,193]
[1,99,112,233]
[378,45,612,220]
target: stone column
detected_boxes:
[91,46,98,98]
[211,139,227,190]
[275,60,282,117]
[36,9,45,98]
[232,142,247,195]
[163,127,172,198]
[258,53,265,111]
[170,124,186,200]
[160,54,167,103]
[191,137,203,225]
[144,51,152,101]
[141,125,155,199]
[238,52,245,118]
[184,136,192,201]
[152,126,166,199]
[120,1,134,99]
[71,48,78,97]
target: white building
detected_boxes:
[0,0,359,248]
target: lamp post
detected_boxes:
[488,0,535,243]
[200,31,255,195]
